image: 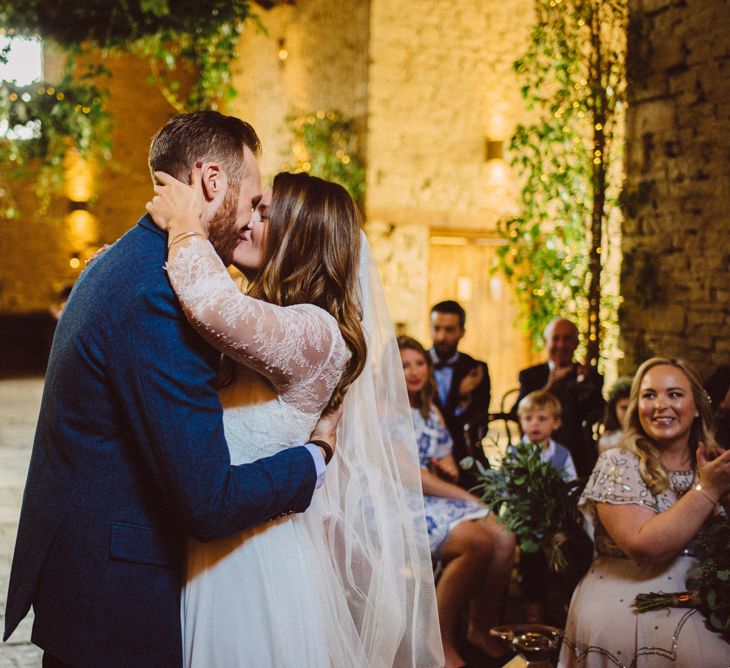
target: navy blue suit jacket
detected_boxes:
[433,352,490,462]
[4,216,317,666]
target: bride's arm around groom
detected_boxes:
[4,111,330,668]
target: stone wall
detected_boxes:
[366,0,533,341]
[2,0,372,315]
[0,0,540,395]
[619,0,730,377]
[231,0,371,182]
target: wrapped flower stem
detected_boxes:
[463,440,592,587]
[634,591,700,613]
[635,515,730,641]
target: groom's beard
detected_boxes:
[207,184,240,266]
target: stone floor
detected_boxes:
[0,377,44,668]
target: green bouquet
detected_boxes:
[463,441,591,580]
[634,514,730,642]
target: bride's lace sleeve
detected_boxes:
[165,237,349,412]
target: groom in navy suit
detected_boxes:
[4,112,336,667]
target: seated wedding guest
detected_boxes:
[597,376,633,453]
[516,390,577,481]
[511,318,604,478]
[513,390,576,624]
[429,300,491,486]
[559,357,730,667]
[704,364,730,449]
[399,335,515,668]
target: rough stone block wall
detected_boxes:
[2,1,367,314]
[366,0,533,338]
[619,0,730,377]
[231,0,371,183]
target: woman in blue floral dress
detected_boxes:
[398,336,515,668]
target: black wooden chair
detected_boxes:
[461,387,521,472]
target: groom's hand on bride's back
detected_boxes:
[309,404,344,462]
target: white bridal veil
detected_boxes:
[316,233,444,667]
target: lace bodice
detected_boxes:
[165,237,349,415]
[215,366,322,464]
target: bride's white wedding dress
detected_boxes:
[166,237,443,667]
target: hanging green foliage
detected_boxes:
[2,2,247,47]
[496,0,627,366]
[0,1,259,109]
[0,0,261,215]
[284,109,366,206]
[0,55,111,217]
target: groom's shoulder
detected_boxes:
[78,215,174,311]
[113,215,166,268]
[94,217,165,278]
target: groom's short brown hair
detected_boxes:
[148,110,261,187]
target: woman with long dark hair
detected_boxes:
[149,171,442,666]
[398,335,515,668]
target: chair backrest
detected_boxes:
[462,410,520,468]
[500,386,521,414]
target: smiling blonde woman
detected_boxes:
[559,357,730,667]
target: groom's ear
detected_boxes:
[200,163,225,202]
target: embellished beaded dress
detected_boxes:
[559,448,729,667]
[412,405,487,556]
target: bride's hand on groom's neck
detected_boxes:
[147,167,206,237]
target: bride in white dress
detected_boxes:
[149,170,443,667]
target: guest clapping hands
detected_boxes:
[559,357,730,667]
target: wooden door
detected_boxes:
[427,230,537,413]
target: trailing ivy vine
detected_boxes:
[0,55,110,217]
[496,0,627,367]
[0,1,257,109]
[284,109,366,206]
[0,1,260,215]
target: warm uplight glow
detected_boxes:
[489,276,504,301]
[456,276,473,302]
[485,159,509,185]
[64,149,95,203]
[65,210,99,251]
[486,113,508,142]
[277,38,288,62]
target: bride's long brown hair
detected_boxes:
[246,172,366,410]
